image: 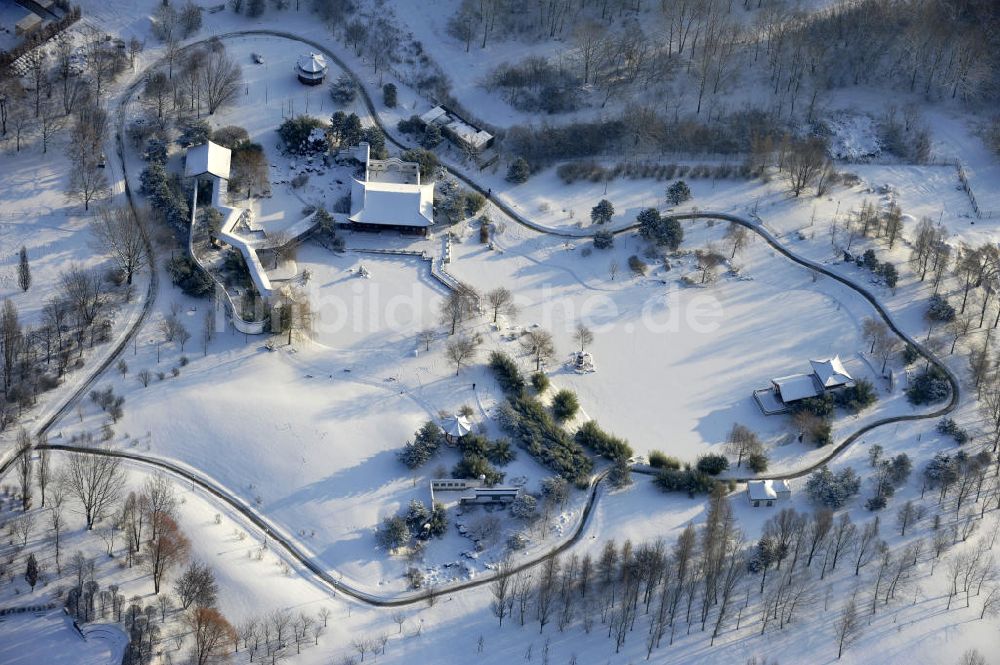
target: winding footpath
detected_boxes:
[0,30,961,608]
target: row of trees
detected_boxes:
[0,259,121,430]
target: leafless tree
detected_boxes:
[16,427,32,510]
[1,298,22,397]
[61,447,127,529]
[834,598,862,659]
[897,500,919,536]
[36,443,50,507]
[854,518,882,576]
[573,323,594,353]
[91,206,149,286]
[786,137,828,197]
[66,160,110,211]
[439,286,480,335]
[60,264,103,327]
[486,286,517,323]
[521,329,556,371]
[144,512,190,594]
[50,491,66,573]
[21,47,46,117]
[725,223,749,259]
[822,514,856,579]
[724,423,762,468]
[390,611,405,633]
[201,48,242,115]
[417,329,435,352]
[491,554,515,627]
[445,335,479,375]
[535,553,560,634]
[695,248,726,283]
[12,512,34,548]
[187,605,237,665]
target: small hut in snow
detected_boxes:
[441,414,472,444]
[296,53,328,85]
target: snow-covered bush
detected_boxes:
[937,417,969,445]
[510,491,537,519]
[906,367,950,405]
[593,230,614,249]
[926,294,956,323]
[805,466,861,509]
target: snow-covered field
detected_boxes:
[0,611,128,665]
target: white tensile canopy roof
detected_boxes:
[747,480,778,501]
[297,53,328,74]
[441,414,472,438]
[184,141,232,180]
[772,373,821,403]
[810,355,853,388]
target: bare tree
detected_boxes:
[91,206,149,285]
[786,138,828,197]
[66,161,110,211]
[445,335,479,375]
[521,329,556,371]
[201,48,243,115]
[491,554,515,627]
[16,428,32,510]
[725,223,749,259]
[573,323,594,353]
[1,298,23,397]
[834,598,862,659]
[417,329,435,352]
[59,264,103,326]
[187,606,237,665]
[439,286,480,335]
[724,423,762,468]
[854,518,882,576]
[36,443,50,507]
[61,448,127,529]
[486,287,517,323]
[50,494,66,573]
[144,513,190,594]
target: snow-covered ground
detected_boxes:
[3,1,1000,664]
[0,611,128,665]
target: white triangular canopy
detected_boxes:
[297,53,328,74]
[442,414,472,438]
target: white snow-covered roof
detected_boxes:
[772,373,821,403]
[420,106,448,126]
[443,118,493,150]
[349,179,434,228]
[747,480,778,502]
[442,414,472,438]
[810,355,853,388]
[184,141,231,180]
[297,53,328,74]
[772,479,791,495]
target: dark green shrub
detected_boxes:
[489,351,526,394]
[531,372,550,393]
[696,454,729,476]
[575,420,632,461]
[551,389,579,421]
